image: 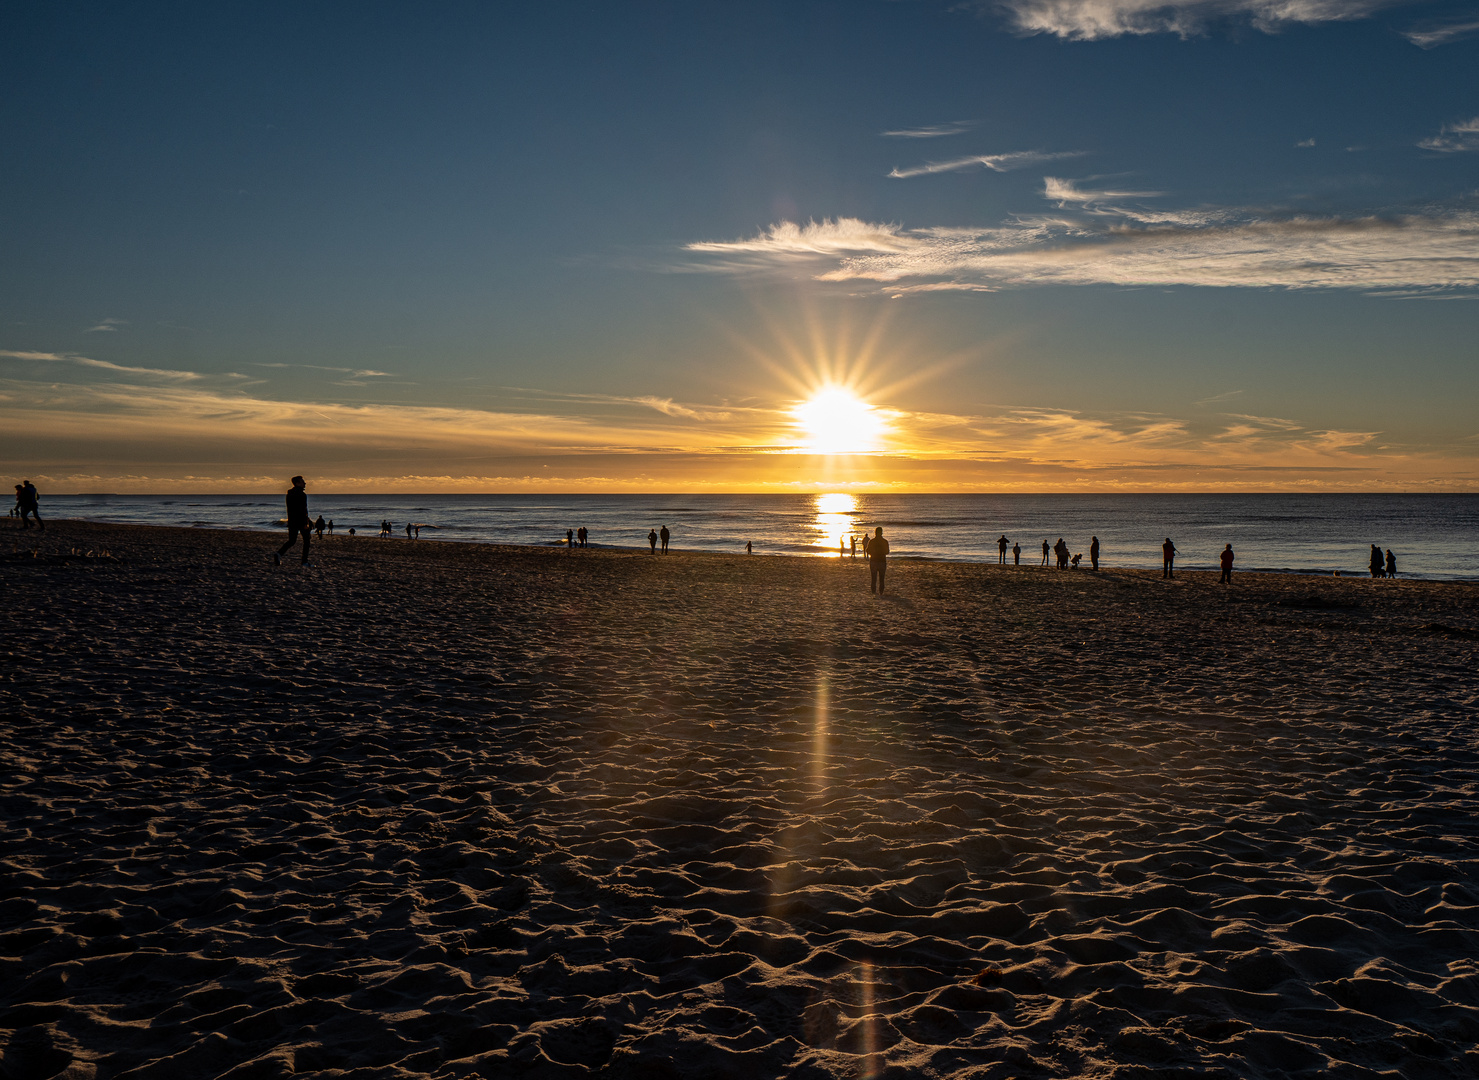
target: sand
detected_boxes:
[3,520,1477,1079]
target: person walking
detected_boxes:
[17,481,42,531]
[648,529,658,554]
[997,535,1009,564]
[1219,543,1234,584]
[1090,536,1100,571]
[1041,539,1050,566]
[1162,538,1178,579]
[660,525,670,554]
[868,526,890,595]
[275,476,312,566]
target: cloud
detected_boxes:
[881,122,974,138]
[1418,117,1479,153]
[686,218,919,257]
[0,349,204,381]
[254,362,397,378]
[986,0,1400,40]
[83,318,127,333]
[1043,176,1163,204]
[1403,15,1479,47]
[889,149,1086,179]
[1296,138,1317,147]
[688,210,1479,295]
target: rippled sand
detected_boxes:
[4,521,1477,1079]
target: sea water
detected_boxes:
[39,492,1479,580]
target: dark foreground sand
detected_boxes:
[3,521,1477,1079]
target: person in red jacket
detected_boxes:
[1219,543,1234,584]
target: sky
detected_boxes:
[2,0,1477,493]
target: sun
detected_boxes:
[792,387,887,454]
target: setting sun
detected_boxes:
[792,388,887,454]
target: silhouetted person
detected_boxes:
[1219,543,1234,584]
[567,528,575,551]
[1370,544,1385,578]
[1054,538,1069,569]
[407,522,414,539]
[414,524,420,538]
[18,481,42,531]
[868,527,890,594]
[997,535,1009,564]
[746,540,752,554]
[1071,552,1082,569]
[327,519,334,533]
[648,529,658,554]
[850,535,857,559]
[1012,542,1020,566]
[1041,540,1050,566]
[12,485,22,520]
[1090,536,1099,571]
[660,525,670,553]
[1386,549,1396,578]
[275,476,311,565]
[839,537,846,558]
[1162,538,1177,579]
[578,526,587,548]
[314,515,326,540]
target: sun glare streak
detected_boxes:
[793,388,887,454]
[813,491,857,554]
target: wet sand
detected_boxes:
[3,520,1478,1079]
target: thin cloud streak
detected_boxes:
[881,122,974,138]
[986,0,1402,39]
[889,149,1085,179]
[688,211,1479,294]
[1044,176,1163,204]
[0,349,205,381]
[1403,15,1479,47]
[1418,117,1479,153]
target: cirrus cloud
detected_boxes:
[686,210,1479,295]
[983,0,1403,40]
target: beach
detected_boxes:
[3,520,1477,1078]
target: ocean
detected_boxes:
[34,492,1479,581]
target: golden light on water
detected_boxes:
[813,491,857,554]
[792,387,887,454]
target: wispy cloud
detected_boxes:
[1296,138,1317,147]
[881,122,974,138]
[254,362,397,378]
[688,209,1479,295]
[984,0,1400,40]
[687,218,918,257]
[83,318,127,333]
[0,349,204,381]
[1403,15,1479,47]
[889,149,1085,179]
[1418,117,1479,153]
[1043,176,1163,204]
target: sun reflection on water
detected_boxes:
[813,492,857,554]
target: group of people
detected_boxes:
[565,526,590,549]
[11,481,42,530]
[987,535,1103,571]
[1370,544,1398,578]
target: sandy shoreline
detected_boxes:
[4,520,1477,1078]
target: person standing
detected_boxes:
[648,529,658,554]
[18,481,42,531]
[1162,538,1177,579]
[567,528,575,551]
[997,535,1009,564]
[407,521,414,540]
[850,535,858,559]
[868,526,890,595]
[1012,542,1020,566]
[746,540,752,554]
[275,476,312,566]
[1219,543,1234,584]
[1041,539,1050,566]
[314,515,326,540]
[1369,544,1385,578]
[660,525,670,553]
[1090,536,1100,571]
[1386,549,1397,578]
[1054,538,1069,569]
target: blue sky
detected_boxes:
[2,0,1476,490]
